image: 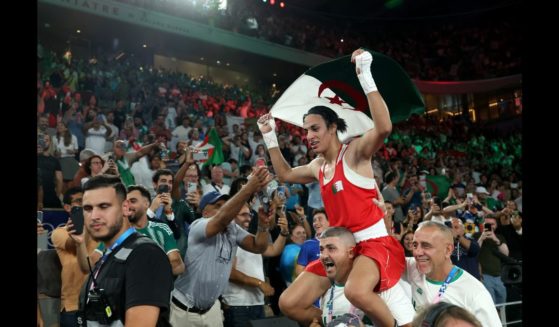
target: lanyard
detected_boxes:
[433,265,459,304]
[90,228,136,290]
[327,284,335,324]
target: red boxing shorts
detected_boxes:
[305,235,405,292]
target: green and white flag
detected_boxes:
[270,50,424,142]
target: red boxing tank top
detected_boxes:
[319,144,384,233]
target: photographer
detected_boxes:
[449,217,481,280]
[477,215,508,304]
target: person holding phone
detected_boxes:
[258,49,407,327]
[477,215,509,305]
[51,187,100,327]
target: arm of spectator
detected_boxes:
[129,142,161,165]
[240,207,275,254]
[124,306,160,327]
[206,167,270,238]
[171,149,193,200]
[229,257,275,296]
[442,199,467,213]
[55,170,63,202]
[295,205,312,238]
[263,215,289,257]
[167,250,185,276]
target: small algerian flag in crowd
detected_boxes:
[425,175,451,199]
[271,49,424,143]
[192,127,224,167]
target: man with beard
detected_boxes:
[403,221,501,327]
[311,227,414,327]
[78,175,173,326]
[127,185,185,276]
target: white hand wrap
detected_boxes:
[258,117,279,149]
[355,51,378,94]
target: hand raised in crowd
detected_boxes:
[257,205,276,228]
[246,166,272,192]
[277,214,289,236]
[66,218,84,244]
[151,193,173,212]
[186,190,200,207]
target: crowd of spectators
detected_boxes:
[37,41,522,326]
[113,0,520,81]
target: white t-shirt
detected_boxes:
[403,258,502,327]
[222,247,265,306]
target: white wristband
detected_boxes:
[258,117,279,149]
[355,51,378,94]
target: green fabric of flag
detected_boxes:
[425,175,451,199]
[271,49,425,143]
[203,127,224,167]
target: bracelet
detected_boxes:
[280,230,289,237]
[257,225,269,233]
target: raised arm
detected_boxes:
[350,49,392,161]
[205,166,270,238]
[257,114,319,184]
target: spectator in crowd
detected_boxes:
[411,302,482,327]
[51,187,99,327]
[170,167,272,327]
[222,202,289,327]
[127,185,185,276]
[79,175,174,326]
[112,139,162,187]
[38,132,63,208]
[477,215,509,304]
[449,217,480,280]
[202,165,231,195]
[295,208,329,277]
[403,221,501,327]
[310,227,414,326]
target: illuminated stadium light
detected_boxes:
[280,2,285,8]
[142,44,147,48]
[340,38,344,43]
[76,29,81,34]
[270,0,275,5]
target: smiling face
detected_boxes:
[312,212,329,236]
[319,236,355,283]
[412,225,454,279]
[303,114,336,154]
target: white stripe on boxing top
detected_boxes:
[322,143,377,190]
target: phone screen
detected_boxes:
[187,182,197,194]
[37,211,43,223]
[71,206,84,235]
[157,184,170,194]
[255,158,266,168]
[484,223,492,232]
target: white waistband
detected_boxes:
[353,220,388,243]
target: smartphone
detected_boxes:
[255,158,266,168]
[467,193,473,204]
[187,182,197,194]
[157,184,170,194]
[71,206,85,235]
[484,223,492,232]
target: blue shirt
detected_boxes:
[297,238,320,267]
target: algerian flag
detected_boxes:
[192,127,224,166]
[271,50,424,142]
[426,175,451,199]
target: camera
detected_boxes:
[464,222,476,234]
[258,191,270,213]
[484,223,492,232]
[87,288,114,324]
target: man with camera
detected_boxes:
[477,215,509,305]
[449,217,481,280]
[78,175,174,326]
